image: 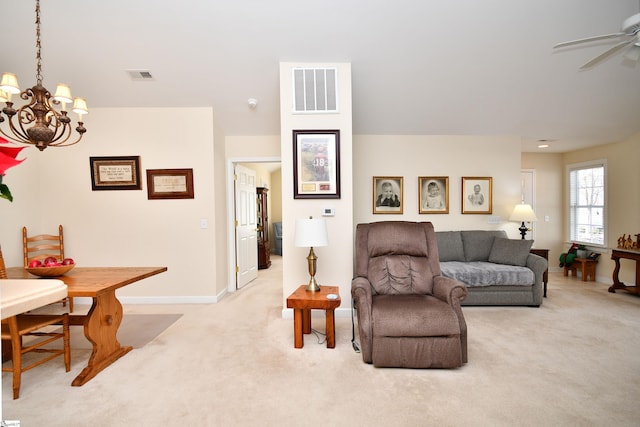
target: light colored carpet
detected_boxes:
[3,256,640,426]
[69,314,183,349]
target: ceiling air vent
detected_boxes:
[292,67,338,113]
[126,69,154,81]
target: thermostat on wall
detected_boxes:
[322,207,335,217]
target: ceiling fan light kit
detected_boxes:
[554,12,640,69]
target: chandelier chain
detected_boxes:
[35,0,42,85]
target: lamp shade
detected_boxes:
[509,203,538,222]
[294,218,328,247]
[0,73,20,94]
[54,84,73,104]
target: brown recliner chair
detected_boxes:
[352,221,468,368]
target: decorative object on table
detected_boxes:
[294,216,329,291]
[292,129,340,199]
[418,176,449,214]
[373,176,403,214]
[0,136,27,202]
[617,233,640,250]
[90,156,142,191]
[509,201,538,239]
[461,177,492,214]
[146,168,194,199]
[576,244,589,259]
[25,262,75,277]
[0,0,88,151]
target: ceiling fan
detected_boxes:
[554,12,640,69]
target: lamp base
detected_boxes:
[518,222,528,240]
[306,277,320,292]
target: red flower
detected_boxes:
[0,136,26,175]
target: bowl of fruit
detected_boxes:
[25,257,76,277]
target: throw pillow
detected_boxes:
[488,237,533,266]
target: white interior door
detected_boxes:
[235,165,258,289]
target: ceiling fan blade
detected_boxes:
[554,32,626,48]
[580,39,635,68]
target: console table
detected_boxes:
[608,249,640,295]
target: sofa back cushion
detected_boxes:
[436,231,465,262]
[461,230,508,262]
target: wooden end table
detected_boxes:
[286,285,340,349]
[564,257,597,281]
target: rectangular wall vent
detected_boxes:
[126,69,154,81]
[292,67,338,113]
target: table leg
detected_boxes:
[302,308,311,334]
[293,308,303,349]
[70,290,132,386]
[609,255,623,293]
[325,309,336,348]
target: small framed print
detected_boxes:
[419,176,449,214]
[293,129,341,199]
[146,169,194,200]
[373,176,403,214]
[90,156,141,191]
[462,177,492,214]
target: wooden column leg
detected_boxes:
[302,309,311,334]
[71,291,132,386]
[293,308,303,348]
[325,309,336,348]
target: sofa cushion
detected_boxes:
[488,237,533,266]
[440,261,534,287]
[461,230,507,261]
[436,231,465,262]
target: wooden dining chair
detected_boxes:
[1,246,71,399]
[22,225,73,312]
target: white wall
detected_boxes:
[1,107,222,302]
[353,135,525,236]
[280,62,354,314]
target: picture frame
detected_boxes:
[419,176,449,214]
[146,168,194,200]
[89,156,142,191]
[373,176,403,214]
[293,129,340,199]
[462,176,492,214]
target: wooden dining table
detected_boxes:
[6,266,167,386]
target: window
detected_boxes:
[568,160,606,246]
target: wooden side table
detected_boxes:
[529,248,549,297]
[286,285,341,349]
[564,257,597,281]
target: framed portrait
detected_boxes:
[373,176,403,214]
[293,129,340,199]
[146,169,194,200]
[419,176,449,214]
[89,156,142,191]
[462,177,492,214]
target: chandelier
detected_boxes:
[0,0,88,151]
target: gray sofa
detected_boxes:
[435,230,547,307]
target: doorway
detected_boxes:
[226,157,282,293]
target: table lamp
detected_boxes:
[509,202,538,239]
[294,217,329,291]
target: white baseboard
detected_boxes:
[73,295,220,305]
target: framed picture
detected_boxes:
[419,176,449,214]
[89,156,141,191]
[373,176,403,214]
[462,177,492,214]
[146,169,194,200]
[293,129,340,199]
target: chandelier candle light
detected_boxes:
[294,217,329,292]
[509,202,538,239]
[0,0,88,151]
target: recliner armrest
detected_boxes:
[433,276,467,305]
[351,276,374,363]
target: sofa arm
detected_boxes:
[526,254,547,285]
[351,276,374,363]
